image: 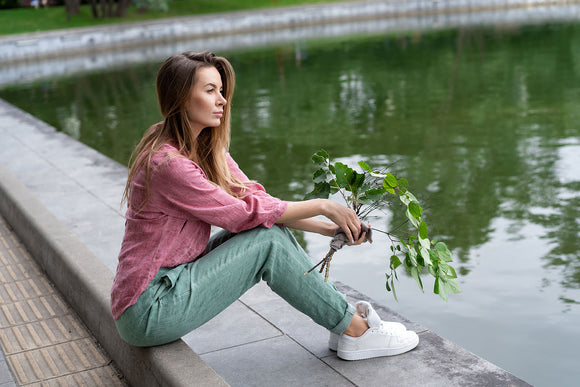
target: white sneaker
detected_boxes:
[337,323,419,361]
[328,301,406,351]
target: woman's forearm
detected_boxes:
[276,199,327,224]
[282,218,336,237]
[276,199,361,243]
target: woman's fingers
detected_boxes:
[322,199,366,243]
[347,230,367,246]
[341,210,359,243]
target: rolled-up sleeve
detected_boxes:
[150,155,287,233]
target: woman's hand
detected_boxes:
[320,200,361,244]
[276,199,363,242]
[346,225,370,246]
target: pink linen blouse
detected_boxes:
[110,144,288,319]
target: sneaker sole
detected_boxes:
[337,335,419,361]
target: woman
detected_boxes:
[111,51,419,361]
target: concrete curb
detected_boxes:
[0,164,228,386]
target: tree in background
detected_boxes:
[65,0,79,20]
[64,0,168,20]
[89,0,131,18]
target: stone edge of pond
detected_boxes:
[0,97,534,386]
[1,0,578,63]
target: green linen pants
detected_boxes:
[115,226,356,347]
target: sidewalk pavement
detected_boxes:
[0,214,126,386]
[0,94,532,385]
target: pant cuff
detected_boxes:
[330,303,356,335]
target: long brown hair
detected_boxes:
[122,51,244,210]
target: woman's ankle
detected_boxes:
[343,313,369,338]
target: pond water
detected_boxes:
[2,22,580,386]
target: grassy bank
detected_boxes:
[0,0,351,36]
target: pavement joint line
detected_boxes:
[197,332,286,356]
[15,364,124,386]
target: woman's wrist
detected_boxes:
[316,198,330,218]
[323,221,337,237]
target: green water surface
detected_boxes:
[1,23,579,387]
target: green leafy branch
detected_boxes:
[304,149,461,302]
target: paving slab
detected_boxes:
[182,300,282,355]
[201,335,354,387]
[240,282,336,359]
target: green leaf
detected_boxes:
[408,201,423,220]
[312,154,325,165]
[406,208,421,228]
[385,274,391,292]
[315,149,329,160]
[312,150,329,166]
[439,263,457,279]
[391,277,398,301]
[358,160,372,172]
[334,162,353,189]
[428,264,437,277]
[352,171,365,189]
[410,267,424,292]
[435,242,453,262]
[419,236,430,251]
[437,278,449,302]
[382,182,396,195]
[385,173,398,188]
[429,249,439,265]
[312,168,328,184]
[398,178,409,189]
[418,221,428,239]
[399,191,418,205]
[304,182,330,200]
[447,278,462,294]
[407,247,418,267]
[403,255,413,269]
[362,188,386,202]
[419,246,431,265]
[390,255,402,270]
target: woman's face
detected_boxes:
[185,66,226,133]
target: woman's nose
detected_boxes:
[218,94,227,105]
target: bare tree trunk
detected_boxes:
[116,0,130,18]
[107,0,114,18]
[99,0,106,18]
[89,0,99,18]
[89,0,131,19]
[64,0,80,21]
